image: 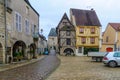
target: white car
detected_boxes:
[103,51,120,67]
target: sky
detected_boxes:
[29,0,120,39]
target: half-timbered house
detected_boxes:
[56,13,76,55]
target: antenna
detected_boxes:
[86,0,93,10]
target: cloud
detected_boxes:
[29,0,120,38]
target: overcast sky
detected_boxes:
[29,0,120,39]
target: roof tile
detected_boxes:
[71,8,101,26]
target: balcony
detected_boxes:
[32,32,39,41]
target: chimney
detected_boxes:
[91,8,94,10]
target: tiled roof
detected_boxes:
[39,34,46,40]
[109,23,120,31]
[48,28,57,37]
[70,8,101,26]
[56,13,74,28]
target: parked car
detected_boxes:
[103,51,120,67]
[44,51,49,55]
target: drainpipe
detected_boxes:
[99,27,102,51]
[114,32,118,51]
[4,0,7,63]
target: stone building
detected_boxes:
[38,34,47,54]
[0,0,6,63]
[56,13,76,55]
[48,28,58,51]
[0,0,39,63]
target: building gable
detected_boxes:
[56,13,75,33]
[109,23,120,31]
[24,0,39,16]
[102,23,116,44]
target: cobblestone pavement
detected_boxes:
[0,52,60,80]
[46,56,120,80]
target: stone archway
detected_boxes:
[0,43,3,63]
[30,43,36,58]
[13,41,26,61]
[64,48,74,56]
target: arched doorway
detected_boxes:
[13,41,26,61]
[0,43,3,63]
[30,43,36,58]
[106,47,113,52]
[64,48,74,56]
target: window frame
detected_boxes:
[66,38,71,45]
[25,19,30,34]
[90,37,95,44]
[114,52,120,57]
[26,6,29,15]
[91,28,95,34]
[106,36,109,42]
[80,28,84,33]
[81,37,86,44]
[15,12,22,32]
[66,31,70,36]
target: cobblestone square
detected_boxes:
[47,56,120,80]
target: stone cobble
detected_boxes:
[46,56,120,80]
[0,55,60,80]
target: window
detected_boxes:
[7,0,11,7]
[66,38,71,45]
[114,52,120,57]
[66,31,70,36]
[15,12,22,32]
[25,19,29,34]
[31,24,34,34]
[90,37,95,44]
[67,26,70,30]
[81,37,86,43]
[52,38,54,41]
[31,25,37,34]
[118,46,120,51]
[78,47,82,53]
[26,6,29,15]
[63,21,67,25]
[106,36,109,42]
[80,28,84,33]
[91,28,95,33]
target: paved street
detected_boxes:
[0,50,60,80]
[47,56,120,80]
